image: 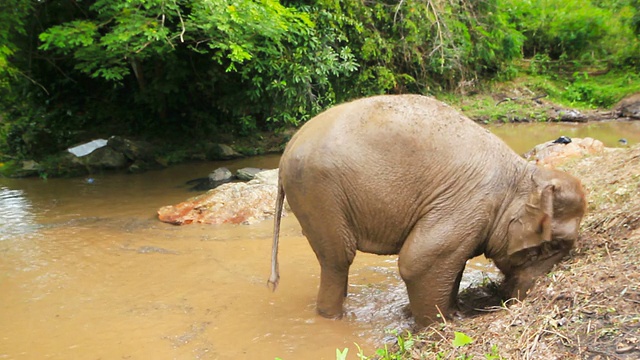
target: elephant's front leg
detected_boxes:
[398,220,475,326]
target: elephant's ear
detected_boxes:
[507,184,555,256]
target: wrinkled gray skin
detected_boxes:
[268,95,586,326]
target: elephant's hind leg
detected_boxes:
[297,213,356,319]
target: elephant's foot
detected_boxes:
[316,307,343,320]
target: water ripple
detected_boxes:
[0,187,40,241]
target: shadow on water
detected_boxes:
[0,121,638,359]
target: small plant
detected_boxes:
[452,331,474,347]
[336,347,349,360]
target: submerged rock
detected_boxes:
[158,169,285,225]
[236,167,265,181]
[186,167,235,191]
[524,137,605,167]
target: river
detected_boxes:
[1,121,638,359]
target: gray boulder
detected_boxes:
[107,136,155,162]
[556,109,587,122]
[83,146,128,169]
[618,94,640,119]
[186,167,234,191]
[209,167,234,183]
[236,167,266,181]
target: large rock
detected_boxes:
[616,93,640,119]
[555,109,587,122]
[108,136,163,172]
[107,136,155,162]
[524,137,605,167]
[158,169,285,225]
[82,146,128,169]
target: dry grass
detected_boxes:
[395,145,640,359]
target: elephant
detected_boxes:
[267,95,586,326]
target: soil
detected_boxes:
[391,145,640,359]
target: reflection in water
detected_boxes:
[0,187,39,241]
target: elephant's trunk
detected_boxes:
[267,180,285,291]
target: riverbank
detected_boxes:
[1,80,638,179]
[371,144,639,359]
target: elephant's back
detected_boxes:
[282,95,517,167]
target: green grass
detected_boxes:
[439,68,640,124]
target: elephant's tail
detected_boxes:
[267,179,285,291]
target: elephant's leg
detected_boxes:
[294,210,356,319]
[449,268,464,311]
[397,220,475,326]
[316,259,351,318]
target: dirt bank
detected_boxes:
[389,145,640,359]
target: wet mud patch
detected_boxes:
[343,260,503,343]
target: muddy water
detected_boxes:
[489,120,640,154]
[1,121,638,359]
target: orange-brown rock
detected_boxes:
[158,169,285,225]
[524,137,605,167]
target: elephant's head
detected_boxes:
[494,168,586,300]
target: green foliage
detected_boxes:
[350,330,503,360]
[503,0,640,66]
[1,0,639,161]
[563,70,640,107]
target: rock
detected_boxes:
[107,136,155,162]
[556,109,587,122]
[206,143,244,160]
[82,146,128,169]
[524,137,605,167]
[109,136,164,172]
[253,168,279,185]
[616,93,640,119]
[158,169,285,225]
[21,160,41,172]
[186,167,234,191]
[209,167,234,182]
[10,160,43,177]
[236,167,266,181]
[53,152,90,176]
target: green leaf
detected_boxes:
[452,331,474,347]
[336,348,349,360]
